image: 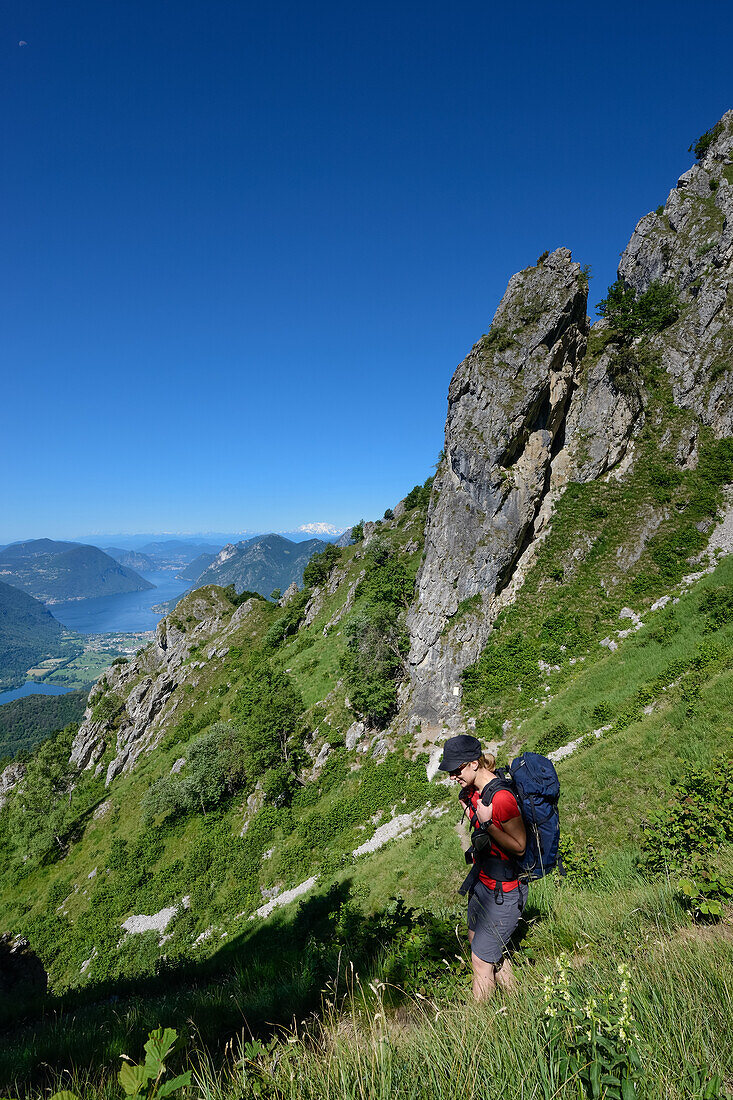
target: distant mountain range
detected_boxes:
[102,548,156,572]
[137,540,224,566]
[184,534,328,598]
[0,540,154,604]
[0,581,80,691]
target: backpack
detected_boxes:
[458,751,562,897]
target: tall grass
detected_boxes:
[189,933,732,1100]
[5,875,731,1100]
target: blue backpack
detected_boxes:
[499,752,562,880]
[459,751,562,895]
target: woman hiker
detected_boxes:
[438,734,527,1001]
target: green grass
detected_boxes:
[3,861,731,1099]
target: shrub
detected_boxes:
[639,757,733,874]
[596,278,680,340]
[480,325,515,354]
[142,723,247,821]
[689,120,724,161]
[92,691,124,725]
[350,520,365,542]
[700,586,733,631]
[221,584,265,607]
[303,543,341,589]
[233,659,304,772]
[264,589,309,649]
[341,537,415,728]
[535,722,571,756]
[403,475,434,511]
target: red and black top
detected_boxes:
[466,786,521,893]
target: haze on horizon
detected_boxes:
[3,0,732,543]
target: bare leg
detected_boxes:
[494,956,516,994]
[471,951,497,1001]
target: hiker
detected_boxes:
[439,734,527,1001]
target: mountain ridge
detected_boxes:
[0,540,154,604]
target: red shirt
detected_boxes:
[468,787,520,892]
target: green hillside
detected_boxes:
[0,689,89,761]
[0,483,731,1096]
[0,580,82,691]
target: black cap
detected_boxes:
[438,734,482,772]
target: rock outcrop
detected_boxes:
[0,933,48,996]
[0,762,26,810]
[407,249,589,730]
[405,113,733,732]
[70,586,241,784]
[618,111,733,436]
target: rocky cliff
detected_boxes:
[406,113,733,732]
[407,249,589,730]
[70,586,263,785]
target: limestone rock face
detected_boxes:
[618,111,733,436]
[0,762,26,810]
[563,338,643,482]
[69,586,237,784]
[279,582,299,607]
[407,248,589,730]
[405,114,733,734]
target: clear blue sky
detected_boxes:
[2,0,731,541]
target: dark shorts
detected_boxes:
[467,880,528,965]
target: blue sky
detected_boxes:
[2,0,732,541]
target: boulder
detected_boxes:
[0,933,48,996]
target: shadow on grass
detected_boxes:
[0,880,466,1095]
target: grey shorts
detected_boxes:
[467,880,528,964]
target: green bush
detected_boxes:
[596,278,680,340]
[689,120,724,161]
[264,589,309,649]
[639,757,733,875]
[403,475,434,511]
[232,659,305,772]
[535,722,571,755]
[340,536,416,728]
[700,586,733,631]
[303,544,342,589]
[221,584,265,607]
[92,691,124,725]
[142,723,247,821]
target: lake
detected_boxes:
[0,681,78,705]
[50,572,190,635]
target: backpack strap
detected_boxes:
[458,781,519,901]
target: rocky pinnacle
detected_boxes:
[406,248,589,731]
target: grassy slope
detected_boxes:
[1,545,731,1095]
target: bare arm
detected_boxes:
[487,813,526,857]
